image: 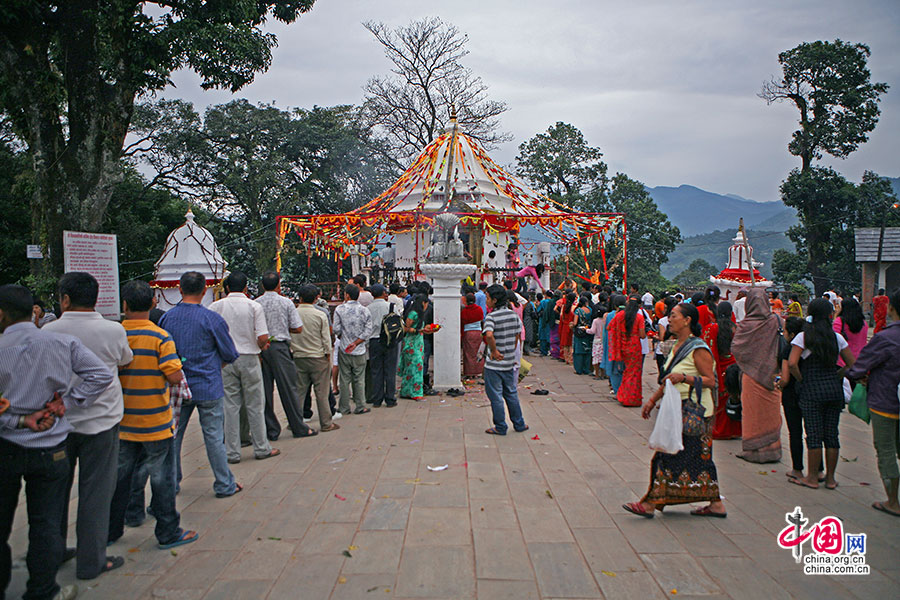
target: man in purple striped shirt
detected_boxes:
[1,284,113,600]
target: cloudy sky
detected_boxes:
[162,0,900,203]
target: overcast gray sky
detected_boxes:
[162,0,900,203]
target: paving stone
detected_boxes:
[470,499,519,529]
[396,546,475,598]
[473,528,533,580]
[639,553,722,596]
[572,527,645,573]
[596,570,667,599]
[475,579,540,600]
[342,531,404,574]
[329,573,396,599]
[661,514,744,557]
[268,553,341,599]
[201,579,273,599]
[612,514,685,554]
[297,522,358,555]
[700,557,791,600]
[517,505,575,543]
[360,498,412,530]
[527,542,601,598]
[405,507,471,546]
[219,538,294,580]
[148,550,238,596]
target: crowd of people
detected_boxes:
[2,266,898,599]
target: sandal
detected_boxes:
[531,389,549,395]
[100,556,125,574]
[788,477,818,490]
[824,481,839,490]
[622,502,654,519]
[255,448,281,460]
[872,501,900,517]
[690,506,727,518]
[158,530,199,549]
[484,427,506,436]
[514,425,530,433]
[354,407,371,414]
[293,427,318,438]
[216,482,244,498]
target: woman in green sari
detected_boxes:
[573,296,594,374]
[399,294,429,400]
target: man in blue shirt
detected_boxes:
[474,281,488,316]
[1,284,113,600]
[159,272,242,498]
[538,290,553,356]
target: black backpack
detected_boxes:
[380,304,404,348]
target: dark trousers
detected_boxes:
[125,462,150,526]
[782,392,805,471]
[109,438,183,546]
[573,352,591,375]
[61,425,119,579]
[261,341,309,438]
[368,337,399,405]
[655,353,666,375]
[0,438,69,600]
[423,337,433,390]
[303,387,337,419]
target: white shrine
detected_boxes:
[151,210,227,309]
[708,225,771,301]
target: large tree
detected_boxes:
[515,122,607,210]
[760,39,888,172]
[673,258,717,290]
[0,0,315,275]
[130,99,397,277]
[362,17,510,165]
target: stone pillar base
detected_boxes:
[420,262,477,392]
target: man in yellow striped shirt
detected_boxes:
[108,281,198,550]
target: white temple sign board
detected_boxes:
[63,231,120,320]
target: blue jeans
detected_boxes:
[175,398,236,497]
[484,368,526,434]
[108,438,183,546]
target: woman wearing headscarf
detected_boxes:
[731,288,783,463]
[704,302,741,440]
[461,292,484,378]
[624,302,725,518]
[607,296,646,406]
[788,298,856,490]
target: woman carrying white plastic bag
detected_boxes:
[648,381,684,454]
[623,302,727,519]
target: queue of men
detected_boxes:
[0,267,406,600]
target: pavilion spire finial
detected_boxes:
[450,103,457,123]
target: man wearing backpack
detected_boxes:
[366,285,400,408]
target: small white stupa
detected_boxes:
[708,223,770,301]
[151,210,227,309]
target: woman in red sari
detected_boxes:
[558,292,576,365]
[703,301,742,439]
[607,296,646,406]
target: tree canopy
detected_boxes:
[673,258,717,290]
[760,39,888,172]
[362,17,509,165]
[0,0,315,275]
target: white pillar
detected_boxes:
[349,246,361,276]
[420,262,476,392]
[877,263,889,291]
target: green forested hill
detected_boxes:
[661,228,796,281]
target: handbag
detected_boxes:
[682,376,706,437]
[847,383,870,424]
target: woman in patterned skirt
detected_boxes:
[399,294,429,400]
[624,302,726,518]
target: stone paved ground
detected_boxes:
[8,355,899,599]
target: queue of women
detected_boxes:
[500,282,900,520]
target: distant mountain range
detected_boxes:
[645,185,797,237]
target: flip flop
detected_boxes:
[622,502,654,519]
[484,427,506,436]
[788,477,818,490]
[354,407,371,414]
[158,530,199,549]
[690,506,727,518]
[872,502,900,518]
[216,482,243,499]
[514,425,530,433]
[293,427,318,438]
[531,389,549,395]
[825,482,839,490]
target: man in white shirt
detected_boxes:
[641,291,654,312]
[333,284,374,414]
[43,272,131,580]
[387,282,405,315]
[210,272,279,463]
[732,289,748,322]
[256,272,314,440]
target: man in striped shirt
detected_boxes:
[482,284,528,435]
[109,281,198,550]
